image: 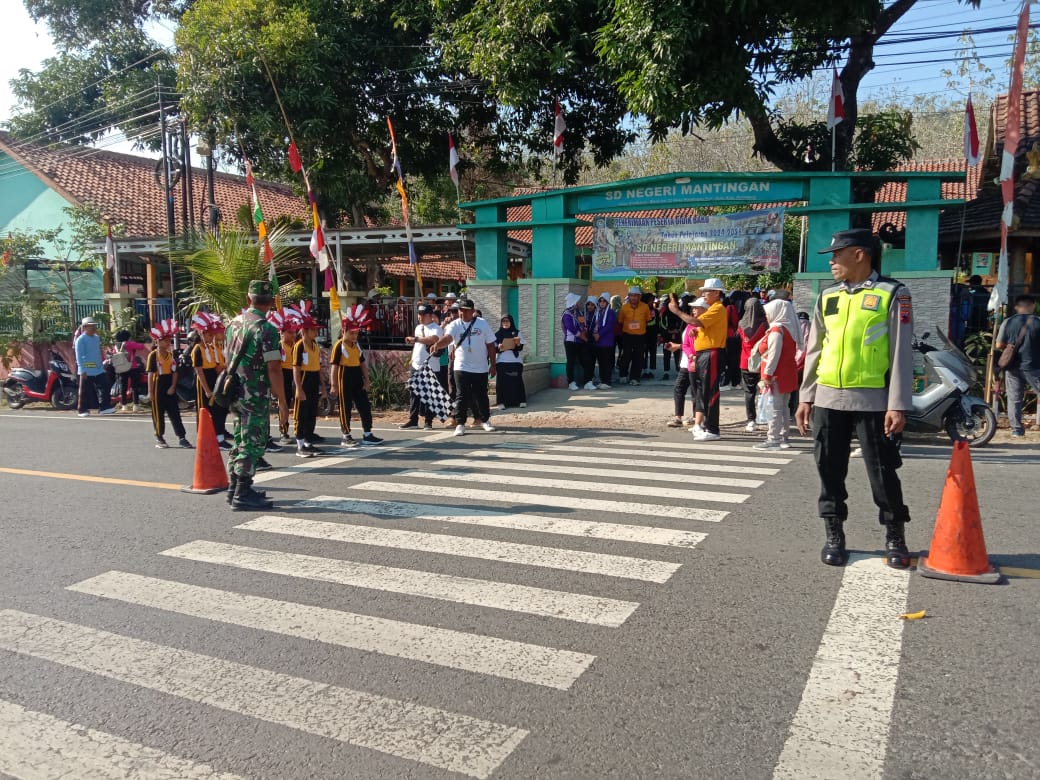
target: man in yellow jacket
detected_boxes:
[795,229,914,569]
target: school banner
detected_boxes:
[591,209,784,279]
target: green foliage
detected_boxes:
[366,352,410,410]
[172,227,295,319]
[623,276,658,294]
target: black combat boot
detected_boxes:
[231,475,274,511]
[226,472,267,505]
[821,518,849,566]
[884,520,912,569]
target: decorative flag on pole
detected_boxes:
[448,133,460,187]
[308,190,326,261]
[288,140,303,174]
[826,67,845,130]
[104,223,116,270]
[553,98,566,156]
[244,161,275,265]
[991,0,1032,312]
[964,95,980,166]
[387,117,424,291]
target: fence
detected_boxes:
[0,299,106,335]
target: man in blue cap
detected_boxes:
[795,229,914,569]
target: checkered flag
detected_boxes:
[406,364,453,421]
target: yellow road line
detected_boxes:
[0,467,181,491]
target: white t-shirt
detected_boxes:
[444,316,496,373]
[496,330,524,364]
[411,322,443,370]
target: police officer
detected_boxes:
[224,280,289,510]
[795,229,914,569]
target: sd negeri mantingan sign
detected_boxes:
[573,179,804,211]
[591,210,784,279]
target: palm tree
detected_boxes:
[171,228,295,320]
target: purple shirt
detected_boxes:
[594,306,616,348]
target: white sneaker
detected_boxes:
[77,411,90,417]
[496,404,506,411]
[597,383,612,390]
[693,431,721,441]
[568,382,579,391]
[753,440,781,450]
[482,421,496,432]
[851,446,863,458]
[453,424,466,437]
[519,402,527,408]
[744,420,757,433]
[779,441,792,450]
[583,381,598,391]
[99,407,117,415]
[689,423,704,435]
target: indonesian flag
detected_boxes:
[826,67,845,130]
[448,133,460,187]
[104,224,116,269]
[964,96,980,166]
[553,98,566,155]
[288,140,303,173]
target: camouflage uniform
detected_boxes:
[225,307,281,478]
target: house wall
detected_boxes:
[0,152,105,302]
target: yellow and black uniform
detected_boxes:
[146,348,186,441]
[292,338,321,443]
[278,336,297,438]
[694,300,729,436]
[191,340,229,439]
[331,337,373,436]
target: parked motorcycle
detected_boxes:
[2,350,79,410]
[906,330,997,446]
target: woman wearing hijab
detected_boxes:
[581,298,599,389]
[739,297,768,433]
[494,314,527,409]
[561,292,586,391]
[753,299,800,450]
[592,292,617,389]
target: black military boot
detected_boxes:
[884,521,912,569]
[231,475,274,511]
[821,518,849,566]
[226,472,267,505]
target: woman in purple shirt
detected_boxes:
[592,292,616,389]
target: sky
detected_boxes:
[0,0,1031,148]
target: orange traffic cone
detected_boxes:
[181,407,229,495]
[918,440,1002,584]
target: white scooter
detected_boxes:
[905,330,996,446]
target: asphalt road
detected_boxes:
[0,406,1038,779]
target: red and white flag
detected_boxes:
[826,67,845,130]
[964,96,980,166]
[448,133,460,187]
[104,224,116,270]
[553,98,566,155]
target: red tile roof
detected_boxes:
[379,259,473,281]
[0,131,310,237]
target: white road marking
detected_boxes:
[352,481,728,522]
[772,554,911,780]
[0,697,244,780]
[498,441,791,465]
[69,571,594,689]
[0,610,526,779]
[161,540,638,627]
[433,457,764,489]
[593,438,795,462]
[397,470,748,505]
[236,515,679,583]
[300,495,707,548]
[466,448,781,476]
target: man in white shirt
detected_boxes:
[432,298,497,436]
[401,304,444,429]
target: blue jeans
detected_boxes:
[1004,367,1040,433]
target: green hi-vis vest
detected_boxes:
[816,278,900,389]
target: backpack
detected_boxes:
[110,343,132,374]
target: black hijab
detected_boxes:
[496,314,521,355]
[739,296,767,338]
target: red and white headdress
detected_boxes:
[341,304,373,331]
[269,306,303,332]
[149,318,178,341]
[191,312,224,333]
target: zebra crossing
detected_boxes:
[0,434,799,779]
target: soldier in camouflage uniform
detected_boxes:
[224,280,289,510]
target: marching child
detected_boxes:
[269,307,302,444]
[190,312,230,449]
[331,305,383,447]
[292,313,322,458]
[146,319,191,449]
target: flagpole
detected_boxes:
[831,125,836,173]
[455,182,469,266]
